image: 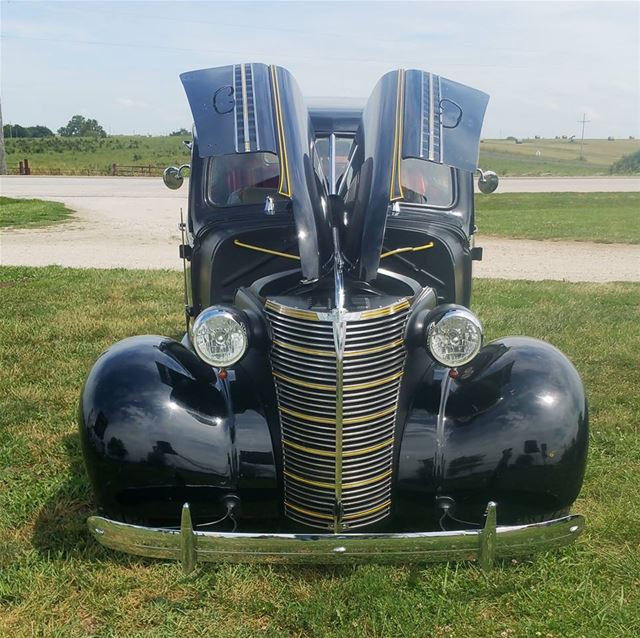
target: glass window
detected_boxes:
[311,142,329,192]
[315,137,331,179]
[400,158,454,208]
[334,137,354,182]
[207,152,287,207]
[315,135,355,191]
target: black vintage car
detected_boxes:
[79,64,588,571]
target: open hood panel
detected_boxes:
[180,64,489,283]
[180,64,278,157]
[344,69,489,280]
[181,64,333,282]
[402,69,489,173]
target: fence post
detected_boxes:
[19,160,24,175]
[24,158,30,175]
[112,163,117,176]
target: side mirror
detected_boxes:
[477,169,499,194]
[163,164,190,190]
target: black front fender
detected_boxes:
[396,337,589,528]
[79,336,279,525]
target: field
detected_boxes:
[4,136,190,175]
[1,266,639,637]
[479,138,640,176]
[5,135,640,176]
[0,197,74,228]
[475,192,640,243]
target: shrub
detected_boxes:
[610,149,640,175]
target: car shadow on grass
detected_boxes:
[31,433,163,568]
[29,434,371,576]
[30,434,497,578]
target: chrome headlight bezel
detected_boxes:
[190,306,249,368]
[426,306,483,368]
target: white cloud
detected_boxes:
[116,97,148,108]
[1,1,638,137]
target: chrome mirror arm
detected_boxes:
[476,168,499,194]
[162,164,191,190]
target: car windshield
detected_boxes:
[207,152,288,206]
[400,159,454,208]
[315,136,354,188]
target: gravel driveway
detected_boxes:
[1,176,639,282]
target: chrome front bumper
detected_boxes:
[87,502,584,573]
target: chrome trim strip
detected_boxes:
[435,370,453,485]
[88,504,585,573]
[232,64,239,153]
[240,63,251,152]
[428,72,435,162]
[251,63,260,150]
[330,132,337,195]
[437,75,444,163]
[420,70,425,159]
[332,242,347,531]
[265,298,410,323]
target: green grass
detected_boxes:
[479,138,640,176]
[475,192,640,244]
[1,267,639,637]
[5,135,190,175]
[0,197,74,228]
[5,135,640,176]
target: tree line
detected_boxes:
[4,117,191,140]
[4,115,107,138]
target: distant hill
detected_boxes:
[4,135,639,176]
[479,138,640,176]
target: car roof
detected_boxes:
[309,107,362,135]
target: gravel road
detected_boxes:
[2,176,639,282]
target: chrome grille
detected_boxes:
[266,299,410,531]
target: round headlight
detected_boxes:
[191,307,249,368]
[427,308,483,367]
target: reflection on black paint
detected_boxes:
[397,337,589,525]
[106,437,127,459]
[93,410,109,440]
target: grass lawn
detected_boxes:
[0,197,74,229]
[475,192,640,244]
[479,138,640,177]
[1,267,639,637]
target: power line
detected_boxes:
[0,99,7,175]
[34,1,542,55]
[0,32,531,70]
[577,113,591,160]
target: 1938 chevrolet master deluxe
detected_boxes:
[79,64,588,571]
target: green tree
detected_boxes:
[3,124,55,138]
[58,115,107,138]
[3,124,29,138]
[28,125,54,137]
[170,127,190,136]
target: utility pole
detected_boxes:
[0,97,7,175]
[577,113,590,161]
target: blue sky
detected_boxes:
[1,0,638,137]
